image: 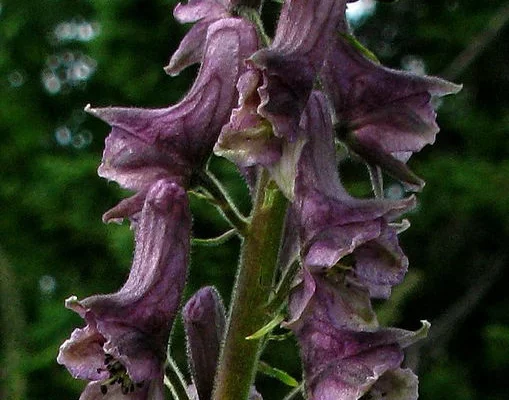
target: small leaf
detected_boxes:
[246,314,285,340]
[192,229,237,247]
[258,361,299,387]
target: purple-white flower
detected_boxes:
[321,35,461,190]
[85,18,258,222]
[57,179,191,399]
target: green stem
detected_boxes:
[212,170,288,400]
[164,357,191,400]
[196,170,249,236]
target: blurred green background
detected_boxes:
[1,0,508,399]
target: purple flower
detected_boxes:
[292,92,414,298]
[287,268,427,400]
[183,286,226,400]
[248,0,352,141]
[57,179,191,399]
[85,18,258,222]
[321,35,461,190]
[183,286,264,400]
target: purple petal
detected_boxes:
[291,90,415,275]
[173,0,229,23]
[166,20,215,76]
[353,224,408,299]
[58,179,190,390]
[308,345,403,400]
[321,35,461,187]
[215,71,283,168]
[183,286,226,400]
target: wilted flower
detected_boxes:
[85,18,258,222]
[321,35,461,190]
[57,180,191,399]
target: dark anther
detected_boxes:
[100,385,108,395]
[136,382,144,388]
[104,354,113,365]
[121,385,129,395]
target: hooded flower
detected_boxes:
[85,18,258,221]
[321,35,461,190]
[287,268,427,400]
[248,0,353,141]
[290,91,414,298]
[57,179,191,399]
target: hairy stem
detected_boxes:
[213,170,288,400]
[196,170,249,236]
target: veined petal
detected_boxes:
[322,35,461,188]
[58,179,190,396]
[293,93,415,277]
[165,20,214,76]
[166,0,237,75]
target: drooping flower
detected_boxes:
[321,35,461,190]
[57,179,191,399]
[287,268,427,400]
[292,91,414,298]
[85,18,259,221]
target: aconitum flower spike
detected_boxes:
[57,179,190,399]
[248,0,352,141]
[85,18,258,222]
[183,286,226,400]
[321,35,461,190]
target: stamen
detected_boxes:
[98,355,140,396]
